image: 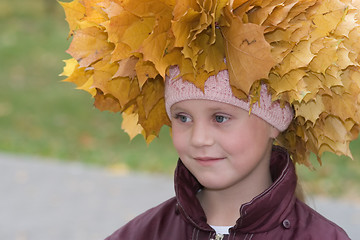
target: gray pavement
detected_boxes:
[1,153,359,240]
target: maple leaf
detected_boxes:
[309,39,338,74]
[60,0,85,37]
[276,40,314,76]
[60,58,96,96]
[121,106,144,140]
[80,0,108,26]
[113,57,138,80]
[59,58,78,77]
[222,21,277,94]
[94,90,122,112]
[136,97,170,139]
[140,77,165,118]
[135,59,159,88]
[310,0,346,39]
[66,27,114,68]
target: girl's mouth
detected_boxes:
[193,157,225,166]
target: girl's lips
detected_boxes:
[193,157,225,165]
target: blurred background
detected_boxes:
[1,0,359,203]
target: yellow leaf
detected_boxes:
[310,0,346,39]
[121,0,175,17]
[263,2,298,26]
[61,61,96,96]
[121,17,156,51]
[59,0,85,37]
[203,29,227,73]
[110,42,133,62]
[143,132,157,144]
[182,68,212,92]
[309,42,338,74]
[172,8,201,51]
[141,21,174,77]
[322,93,359,122]
[77,75,96,96]
[81,0,108,25]
[269,69,307,98]
[222,21,277,94]
[91,57,140,108]
[214,0,229,22]
[106,11,139,45]
[276,40,314,76]
[299,73,323,102]
[99,0,124,18]
[293,96,324,124]
[322,116,349,141]
[336,46,355,69]
[323,66,343,88]
[121,107,144,140]
[173,0,200,21]
[247,4,277,25]
[59,58,78,77]
[334,7,358,37]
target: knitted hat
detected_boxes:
[165,66,293,132]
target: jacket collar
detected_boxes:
[174,146,297,233]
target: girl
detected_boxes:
[60,0,359,239]
[104,66,350,240]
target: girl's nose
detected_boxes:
[190,122,214,147]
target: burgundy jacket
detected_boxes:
[105,146,350,239]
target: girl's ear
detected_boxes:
[270,126,280,139]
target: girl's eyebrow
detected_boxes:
[170,106,189,113]
[206,106,234,113]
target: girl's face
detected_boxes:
[170,99,279,191]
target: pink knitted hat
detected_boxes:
[165,66,294,132]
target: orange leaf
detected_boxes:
[135,59,159,88]
[66,27,114,68]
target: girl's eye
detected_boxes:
[175,114,191,123]
[215,115,229,123]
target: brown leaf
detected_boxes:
[140,77,165,118]
[113,57,138,79]
[137,97,170,138]
[94,90,122,112]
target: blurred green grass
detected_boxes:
[0,0,359,200]
[0,0,178,172]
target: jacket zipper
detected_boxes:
[211,233,224,240]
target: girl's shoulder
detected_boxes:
[104,197,180,240]
[290,199,350,239]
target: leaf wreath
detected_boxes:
[60,0,360,168]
